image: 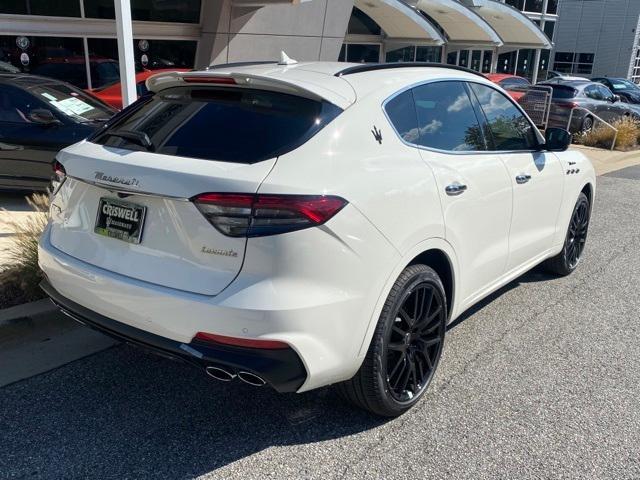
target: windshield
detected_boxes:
[610,79,639,91]
[30,84,116,123]
[92,86,343,163]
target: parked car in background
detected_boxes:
[90,69,189,109]
[484,74,530,101]
[591,77,640,104]
[40,62,595,417]
[545,71,586,82]
[537,79,638,132]
[0,61,20,73]
[0,74,116,191]
[31,56,143,90]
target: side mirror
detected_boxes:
[612,94,620,103]
[544,127,572,152]
[29,109,61,126]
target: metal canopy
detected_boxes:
[353,0,445,45]
[409,0,503,47]
[462,0,552,49]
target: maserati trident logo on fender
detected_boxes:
[94,171,140,188]
[201,246,238,258]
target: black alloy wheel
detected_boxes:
[544,192,591,276]
[337,264,446,417]
[385,282,444,403]
[566,195,590,269]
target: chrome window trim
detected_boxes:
[381,77,544,156]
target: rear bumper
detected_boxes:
[40,279,307,393]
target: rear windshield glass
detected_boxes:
[92,86,343,163]
[550,86,577,99]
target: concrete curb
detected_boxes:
[0,298,57,325]
[0,299,118,387]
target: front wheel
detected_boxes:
[336,264,446,417]
[544,192,591,276]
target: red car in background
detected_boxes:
[89,69,189,109]
[484,73,531,102]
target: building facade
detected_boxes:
[0,0,553,92]
[551,0,640,80]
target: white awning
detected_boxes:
[353,0,445,45]
[409,0,503,47]
[461,0,552,49]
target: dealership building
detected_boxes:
[551,0,640,81]
[0,0,561,94]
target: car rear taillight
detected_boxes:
[51,160,66,194]
[193,193,347,237]
[557,101,579,109]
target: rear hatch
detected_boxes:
[49,84,342,295]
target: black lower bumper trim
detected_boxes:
[40,280,307,393]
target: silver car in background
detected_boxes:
[536,80,640,132]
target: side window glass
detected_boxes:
[0,86,36,124]
[585,85,602,100]
[598,85,614,102]
[469,83,537,151]
[411,81,486,151]
[384,90,419,144]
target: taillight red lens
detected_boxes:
[193,193,347,237]
[193,332,289,350]
[51,160,66,194]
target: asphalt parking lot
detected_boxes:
[1,167,640,479]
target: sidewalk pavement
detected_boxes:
[571,144,640,176]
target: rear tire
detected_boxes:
[543,192,591,276]
[581,116,594,133]
[336,264,446,417]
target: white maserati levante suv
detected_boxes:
[39,61,595,416]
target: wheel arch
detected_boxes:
[357,238,460,358]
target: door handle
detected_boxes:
[445,183,467,196]
[516,174,532,184]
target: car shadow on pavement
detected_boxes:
[447,269,557,331]
[0,344,387,479]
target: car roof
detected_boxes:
[0,73,66,87]
[146,61,494,109]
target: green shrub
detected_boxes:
[0,194,49,309]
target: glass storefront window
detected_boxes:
[524,0,543,13]
[470,50,482,72]
[516,49,535,80]
[386,45,415,63]
[347,7,382,36]
[537,50,550,80]
[446,52,457,65]
[547,0,558,15]
[83,0,201,23]
[482,51,492,73]
[345,44,380,63]
[416,46,441,63]
[0,0,80,17]
[0,35,85,80]
[497,51,517,74]
[505,0,524,11]
[543,21,555,42]
[458,50,469,68]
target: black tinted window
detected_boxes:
[500,77,530,89]
[549,86,577,99]
[93,87,342,163]
[470,83,537,151]
[385,90,419,144]
[412,82,486,152]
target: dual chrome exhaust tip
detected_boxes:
[205,366,266,387]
